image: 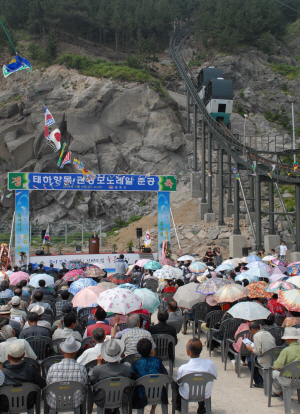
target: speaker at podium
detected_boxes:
[89,237,99,254]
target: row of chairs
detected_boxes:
[0,372,217,414]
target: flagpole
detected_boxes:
[170,207,182,256]
[8,211,15,263]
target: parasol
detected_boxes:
[266,281,294,293]
[108,273,131,285]
[235,273,259,283]
[246,261,269,270]
[244,281,273,299]
[228,302,271,321]
[286,276,300,289]
[98,281,117,290]
[261,255,277,262]
[159,258,175,267]
[144,261,162,271]
[246,255,262,262]
[269,274,288,284]
[85,267,105,278]
[69,278,98,295]
[135,259,151,268]
[173,283,206,309]
[287,262,300,276]
[65,260,85,270]
[29,274,54,287]
[189,262,207,274]
[177,255,196,262]
[278,289,300,312]
[222,259,239,268]
[215,263,235,272]
[63,269,86,282]
[134,289,160,313]
[119,283,137,292]
[9,271,29,285]
[271,258,287,267]
[97,287,142,315]
[268,266,287,276]
[214,284,246,303]
[72,285,107,307]
[153,266,178,280]
[196,278,227,295]
[247,267,270,279]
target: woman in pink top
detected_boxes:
[227,321,250,369]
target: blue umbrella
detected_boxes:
[246,255,262,262]
[248,267,270,279]
[134,288,160,313]
[119,283,137,292]
[235,272,259,283]
[144,261,162,271]
[69,278,97,295]
[246,261,269,269]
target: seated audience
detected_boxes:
[272,327,300,396]
[23,305,51,330]
[18,280,31,297]
[176,339,218,414]
[8,289,28,311]
[20,312,51,339]
[54,272,68,292]
[83,308,115,339]
[122,314,156,357]
[0,325,37,362]
[46,263,59,278]
[130,338,168,412]
[141,269,158,292]
[9,296,27,320]
[227,321,250,371]
[89,338,131,408]
[0,281,13,298]
[37,263,46,274]
[46,336,88,410]
[28,291,53,314]
[32,279,54,297]
[246,321,276,388]
[52,313,83,342]
[51,304,83,335]
[148,310,177,362]
[77,328,106,365]
[0,305,22,334]
[55,290,72,316]
[167,300,183,334]
[267,293,285,316]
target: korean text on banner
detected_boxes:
[158,192,170,259]
[15,190,29,267]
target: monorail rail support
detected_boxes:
[219,146,225,226]
[249,176,255,213]
[227,153,232,204]
[193,103,197,171]
[296,184,300,252]
[269,182,275,236]
[201,121,206,203]
[233,165,241,235]
[255,174,262,251]
[186,90,190,133]
[208,131,213,213]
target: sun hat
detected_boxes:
[206,294,218,307]
[11,296,21,306]
[197,274,207,283]
[60,336,81,353]
[281,327,300,340]
[101,339,125,362]
[0,305,11,314]
[30,305,44,315]
[7,342,25,358]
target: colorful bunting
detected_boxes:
[3,55,31,78]
[293,162,298,172]
[73,159,84,170]
[45,106,55,127]
[57,143,66,167]
[206,170,212,177]
[61,151,71,168]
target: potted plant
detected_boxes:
[112,243,117,253]
[126,240,134,253]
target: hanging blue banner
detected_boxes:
[158,192,171,259]
[8,173,177,192]
[15,190,29,267]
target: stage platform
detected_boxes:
[29,251,158,272]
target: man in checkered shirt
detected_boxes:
[55,290,72,316]
[121,314,156,356]
[46,336,88,409]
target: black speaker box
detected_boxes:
[136,227,142,238]
[41,230,46,240]
[35,250,44,256]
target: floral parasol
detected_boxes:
[278,289,300,312]
[271,258,287,267]
[196,278,227,295]
[244,281,273,299]
[97,287,142,315]
[285,276,300,289]
[85,267,105,278]
[266,281,294,293]
[108,273,131,285]
[189,262,207,274]
[63,269,86,282]
[214,284,246,303]
[65,260,85,270]
[159,258,175,267]
[287,262,300,276]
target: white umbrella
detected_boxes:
[92,262,105,269]
[229,302,271,321]
[97,287,142,314]
[246,261,269,269]
[222,259,239,268]
[154,266,178,280]
[29,274,54,287]
[286,276,300,289]
[173,283,206,309]
[261,255,277,262]
[215,263,235,272]
[177,255,196,262]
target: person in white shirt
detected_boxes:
[77,327,105,366]
[279,241,288,260]
[23,305,51,330]
[176,339,218,414]
[0,325,37,363]
[52,313,82,342]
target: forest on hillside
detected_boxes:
[0,0,299,55]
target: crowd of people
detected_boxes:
[0,245,298,413]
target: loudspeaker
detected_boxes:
[143,247,152,253]
[242,247,249,257]
[41,230,46,240]
[136,228,142,238]
[35,250,44,256]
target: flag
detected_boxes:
[206,170,212,177]
[3,55,31,78]
[45,124,49,140]
[144,229,151,247]
[57,143,66,167]
[43,226,50,247]
[73,159,84,170]
[61,151,71,168]
[45,106,55,127]
[293,162,298,172]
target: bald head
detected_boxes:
[187,339,202,357]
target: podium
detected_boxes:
[89,237,99,254]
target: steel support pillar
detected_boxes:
[186,90,190,133]
[227,153,232,204]
[201,121,206,202]
[193,103,197,171]
[207,132,213,213]
[296,184,300,251]
[250,176,255,212]
[255,174,262,250]
[219,147,225,225]
[233,165,241,234]
[269,182,275,235]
